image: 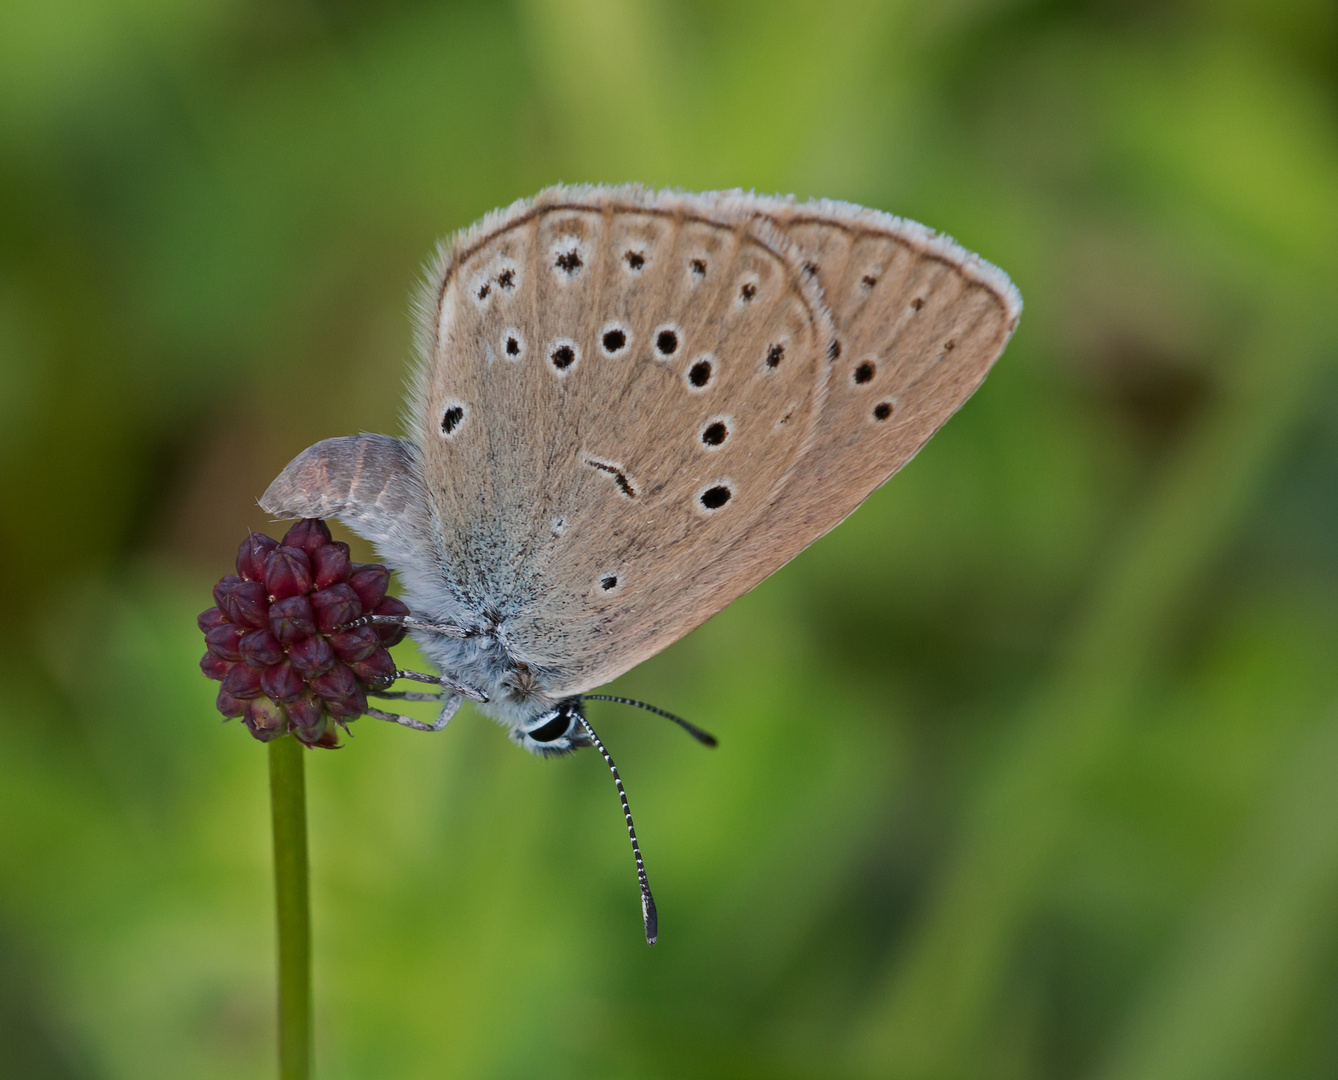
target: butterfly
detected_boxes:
[260,185,1021,941]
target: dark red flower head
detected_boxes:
[199,519,407,747]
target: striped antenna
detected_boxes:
[575,714,658,945]
[580,694,718,747]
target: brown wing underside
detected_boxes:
[412,187,1020,696]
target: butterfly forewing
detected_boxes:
[414,188,833,691]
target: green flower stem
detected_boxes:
[270,734,312,1080]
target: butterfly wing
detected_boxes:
[701,199,1023,599]
[412,186,835,693]
[268,187,1019,701]
[511,197,1022,692]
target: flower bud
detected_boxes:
[224,580,270,629]
[371,596,410,645]
[310,662,357,702]
[282,518,332,555]
[348,565,390,611]
[205,623,245,662]
[269,595,317,644]
[286,693,324,732]
[311,583,362,635]
[329,625,379,663]
[236,532,279,582]
[326,685,368,719]
[312,542,352,589]
[198,606,227,632]
[264,545,313,601]
[299,722,340,749]
[213,574,242,609]
[350,648,396,686]
[200,653,233,680]
[222,662,265,700]
[216,687,246,718]
[240,628,285,668]
[288,634,336,679]
[261,660,306,704]
[244,697,289,741]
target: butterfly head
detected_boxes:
[517,697,590,757]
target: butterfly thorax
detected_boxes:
[410,623,597,755]
[407,610,562,724]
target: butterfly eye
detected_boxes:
[526,709,574,744]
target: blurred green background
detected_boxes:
[3,0,1338,1077]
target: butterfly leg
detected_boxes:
[395,668,489,703]
[368,690,442,702]
[367,693,461,733]
[342,614,471,639]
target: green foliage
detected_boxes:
[2,1,1337,1076]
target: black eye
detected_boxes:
[656,329,679,356]
[527,711,573,743]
